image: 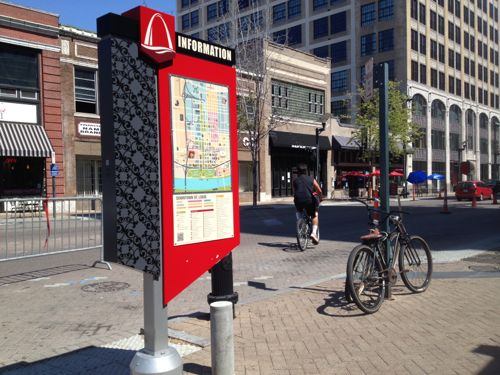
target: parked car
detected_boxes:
[455,181,493,201]
[483,179,500,195]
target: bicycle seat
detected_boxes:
[360,229,383,241]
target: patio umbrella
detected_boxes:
[427,173,445,180]
[407,170,427,184]
[369,169,380,177]
[389,170,404,177]
[345,171,368,177]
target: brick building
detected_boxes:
[0,1,63,199]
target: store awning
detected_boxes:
[332,135,361,150]
[269,131,331,150]
[0,122,54,158]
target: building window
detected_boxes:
[456,78,461,95]
[331,100,350,122]
[419,33,426,55]
[76,158,102,196]
[331,41,347,63]
[431,130,445,150]
[331,11,347,34]
[449,75,455,94]
[0,47,40,114]
[288,0,301,18]
[287,24,302,45]
[313,45,329,58]
[448,49,454,68]
[420,64,427,84]
[419,3,426,24]
[411,29,418,51]
[439,71,445,90]
[331,70,349,95]
[430,40,438,60]
[411,60,419,81]
[448,21,454,41]
[313,0,328,10]
[455,52,461,70]
[273,3,286,23]
[308,92,324,114]
[378,0,394,20]
[378,29,394,52]
[207,3,218,21]
[411,0,418,19]
[430,10,437,30]
[438,43,445,63]
[361,33,376,56]
[361,3,376,25]
[313,17,329,39]
[438,15,445,34]
[75,68,97,114]
[431,68,438,88]
[271,83,289,109]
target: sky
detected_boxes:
[6,0,177,32]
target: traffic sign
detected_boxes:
[50,163,59,177]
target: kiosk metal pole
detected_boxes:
[130,273,182,375]
[377,63,392,299]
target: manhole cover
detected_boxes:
[81,281,130,293]
[468,265,500,272]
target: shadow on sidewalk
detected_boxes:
[183,363,212,374]
[0,264,91,286]
[473,345,500,375]
[0,346,133,375]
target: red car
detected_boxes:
[455,181,493,201]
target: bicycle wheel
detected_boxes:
[346,244,385,314]
[296,218,309,251]
[398,235,433,293]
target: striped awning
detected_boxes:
[0,122,54,158]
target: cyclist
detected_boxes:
[293,163,322,244]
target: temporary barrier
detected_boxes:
[0,196,107,265]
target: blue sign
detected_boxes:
[50,163,59,177]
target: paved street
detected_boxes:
[0,198,499,374]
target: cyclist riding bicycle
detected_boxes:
[293,163,322,244]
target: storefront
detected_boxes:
[269,131,331,197]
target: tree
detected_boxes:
[352,80,422,170]
[211,4,295,207]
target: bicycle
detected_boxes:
[345,198,433,314]
[296,194,321,251]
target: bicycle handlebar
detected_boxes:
[349,198,410,217]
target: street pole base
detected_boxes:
[130,347,183,375]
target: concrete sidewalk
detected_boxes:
[0,254,499,374]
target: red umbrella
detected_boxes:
[389,170,404,177]
[345,171,368,177]
[369,170,380,177]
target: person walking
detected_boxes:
[293,163,322,244]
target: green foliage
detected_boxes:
[353,81,422,163]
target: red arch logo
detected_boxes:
[130,6,176,64]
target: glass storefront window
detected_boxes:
[0,157,44,197]
[76,158,101,196]
[238,161,253,192]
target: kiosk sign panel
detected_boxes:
[170,77,234,245]
[98,6,239,305]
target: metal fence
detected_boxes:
[0,196,105,263]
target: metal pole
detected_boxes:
[130,272,182,375]
[210,301,234,375]
[315,128,320,182]
[52,175,56,219]
[378,63,392,299]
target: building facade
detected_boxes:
[0,1,62,200]
[237,40,332,202]
[178,0,500,192]
[59,26,101,197]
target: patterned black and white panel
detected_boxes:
[100,37,161,278]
